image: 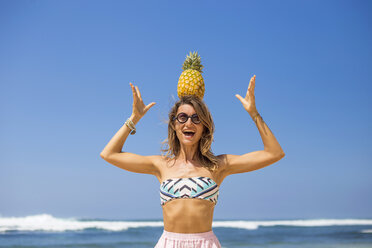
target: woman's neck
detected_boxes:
[178,144,198,163]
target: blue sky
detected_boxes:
[0,0,371,220]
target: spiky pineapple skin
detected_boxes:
[177,69,205,99]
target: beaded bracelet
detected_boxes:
[125,118,136,135]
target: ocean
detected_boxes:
[1,214,372,248]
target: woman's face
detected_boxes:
[174,104,204,147]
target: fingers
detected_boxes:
[248,75,255,89]
[130,82,138,100]
[247,75,256,97]
[251,75,256,91]
[145,102,156,111]
[135,86,142,99]
[130,82,144,101]
[235,94,245,103]
[245,82,250,98]
[144,102,156,115]
[130,82,156,115]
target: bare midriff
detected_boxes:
[162,198,215,233]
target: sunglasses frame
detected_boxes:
[173,112,201,124]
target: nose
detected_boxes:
[184,118,194,125]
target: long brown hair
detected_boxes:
[162,95,219,171]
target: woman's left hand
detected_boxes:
[235,75,258,117]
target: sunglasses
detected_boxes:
[173,112,201,124]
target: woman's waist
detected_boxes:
[162,199,214,233]
[163,216,213,233]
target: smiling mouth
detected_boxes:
[182,131,195,138]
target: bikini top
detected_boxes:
[159,176,219,206]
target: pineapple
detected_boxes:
[177,51,205,99]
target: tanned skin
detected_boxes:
[100,76,285,233]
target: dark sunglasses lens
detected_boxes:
[191,114,200,123]
[177,113,188,123]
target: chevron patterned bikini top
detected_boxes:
[159,176,219,206]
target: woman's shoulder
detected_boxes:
[150,155,176,171]
[147,155,169,165]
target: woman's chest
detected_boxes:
[161,163,214,180]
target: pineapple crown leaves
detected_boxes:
[181,51,204,73]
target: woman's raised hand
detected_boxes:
[235,75,258,117]
[130,82,156,121]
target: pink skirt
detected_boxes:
[154,230,221,248]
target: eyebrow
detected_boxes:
[177,112,197,115]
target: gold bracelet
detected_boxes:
[125,118,136,135]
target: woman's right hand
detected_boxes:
[129,82,156,123]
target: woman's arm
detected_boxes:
[217,75,285,179]
[100,83,159,176]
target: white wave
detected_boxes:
[1,214,372,233]
[0,214,163,233]
[213,219,372,230]
[361,229,372,233]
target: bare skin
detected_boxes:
[100,76,285,233]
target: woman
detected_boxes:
[100,75,285,247]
